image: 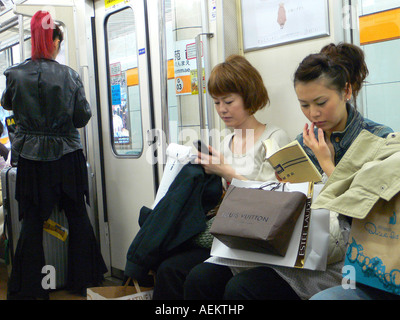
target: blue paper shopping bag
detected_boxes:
[344,193,400,296]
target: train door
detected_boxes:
[93,1,157,277]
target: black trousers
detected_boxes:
[7,192,107,299]
[7,152,107,299]
[184,262,300,300]
[152,247,210,300]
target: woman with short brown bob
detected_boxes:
[195,54,290,183]
[152,55,290,299]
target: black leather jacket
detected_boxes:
[1,58,91,161]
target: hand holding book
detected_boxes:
[263,138,322,183]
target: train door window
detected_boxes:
[105,8,143,157]
[11,40,31,65]
[163,0,208,144]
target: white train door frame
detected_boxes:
[93,0,158,277]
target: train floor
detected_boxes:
[0,260,122,300]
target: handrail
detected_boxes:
[158,0,169,146]
[195,32,213,143]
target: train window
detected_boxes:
[11,40,31,65]
[105,8,143,157]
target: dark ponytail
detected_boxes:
[294,42,368,101]
[320,43,368,99]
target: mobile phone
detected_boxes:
[193,139,212,155]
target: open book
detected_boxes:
[262,139,322,183]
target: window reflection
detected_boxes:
[106,8,143,156]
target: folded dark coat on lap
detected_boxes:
[125,163,222,281]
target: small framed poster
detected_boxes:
[240,0,330,52]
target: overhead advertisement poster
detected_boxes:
[241,0,330,51]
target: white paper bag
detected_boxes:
[209,180,330,271]
[152,143,195,208]
[87,276,154,300]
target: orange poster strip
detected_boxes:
[167,59,174,80]
[126,68,139,87]
[360,8,400,45]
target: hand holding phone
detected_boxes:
[193,139,212,155]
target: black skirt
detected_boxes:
[15,149,89,221]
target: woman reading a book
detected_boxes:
[295,44,396,300]
[184,43,393,300]
[295,42,393,179]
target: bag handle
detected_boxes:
[258,181,284,191]
[123,271,157,293]
[123,278,144,293]
[133,279,142,293]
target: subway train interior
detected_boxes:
[0,0,399,301]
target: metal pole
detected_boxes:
[18,15,24,62]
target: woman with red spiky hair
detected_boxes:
[2,10,107,300]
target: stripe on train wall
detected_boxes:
[360,8,400,45]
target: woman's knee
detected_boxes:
[184,263,211,299]
[223,275,249,300]
[184,263,232,300]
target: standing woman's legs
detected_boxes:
[8,156,59,300]
[59,150,107,293]
[7,203,49,299]
[61,192,107,293]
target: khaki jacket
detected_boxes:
[312,130,400,219]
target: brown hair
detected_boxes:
[294,42,368,100]
[208,55,269,115]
